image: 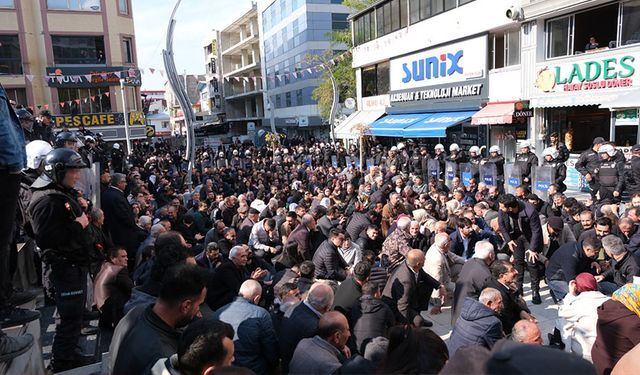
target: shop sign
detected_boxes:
[615,109,639,126]
[513,101,533,118]
[534,52,638,94]
[390,83,484,103]
[46,66,142,87]
[390,35,487,91]
[53,111,145,127]
[362,95,390,110]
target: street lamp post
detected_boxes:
[120,78,132,154]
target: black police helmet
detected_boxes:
[36,148,86,187]
[54,131,79,149]
[16,108,34,121]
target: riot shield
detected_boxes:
[75,162,100,207]
[480,163,498,187]
[460,163,473,187]
[533,166,557,199]
[504,163,522,195]
[427,159,440,182]
[445,161,458,190]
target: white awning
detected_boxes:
[599,89,640,110]
[530,88,640,109]
[335,109,385,139]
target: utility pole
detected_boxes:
[120,78,132,154]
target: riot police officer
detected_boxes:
[575,137,606,200]
[595,144,624,203]
[409,146,423,176]
[110,142,125,173]
[541,147,567,192]
[446,143,468,164]
[623,144,640,196]
[468,145,483,180]
[372,144,384,166]
[549,132,570,163]
[54,131,79,150]
[434,143,446,180]
[28,148,93,372]
[483,145,505,189]
[514,140,538,186]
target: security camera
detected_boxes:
[506,6,523,21]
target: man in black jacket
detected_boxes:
[313,228,349,282]
[486,260,536,335]
[497,194,544,304]
[102,173,142,265]
[351,282,395,354]
[545,238,601,302]
[382,249,442,327]
[333,262,371,320]
[596,235,640,295]
[451,240,495,324]
[109,265,207,375]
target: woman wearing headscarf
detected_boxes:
[591,283,640,374]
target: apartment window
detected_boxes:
[620,0,640,46]
[275,94,281,109]
[0,35,22,75]
[0,0,14,8]
[547,17,572,58]
[285,92,292,107]
[361,61,389,97]
[122,37,134,64]
[4,88,26,106]
[332,13,349,31]
[296,89,303,106]
[47,0,101,11]
[52,36,105,65]
[409,0,474,25]
[490,29,520,69]
[57,87,111,115]
[118,0,128,15]
[331,0,342,3]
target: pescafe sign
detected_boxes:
[390,35,488,92]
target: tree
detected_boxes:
[310,0,376,120]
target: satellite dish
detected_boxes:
[344,98,356,110]
[81,0,101,11]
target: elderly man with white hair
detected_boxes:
[424,232,466,313]
[213,280,278,374]
[451,240,495,324]
[381,216,413,271]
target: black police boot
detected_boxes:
[532,290,542,305]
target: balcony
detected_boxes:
[221,34,259,56]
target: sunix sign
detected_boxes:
[401,51,464,83]
[390,35,487,91]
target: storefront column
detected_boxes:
[533,107,545,150]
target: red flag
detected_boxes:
[74,99,80,105]
[60,102,65,108]
[44,104,49,110]
[104,92,110,97]
[91,96,96,102]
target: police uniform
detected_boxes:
[575,143,603,199]
[553,141,570,163]
[541,159,567,192]
[623,145,640,196]
[514,151,538,186]
[469,155,483,181]
[409,151,423,176]
[28,151,92,371]
[595,159,624,203]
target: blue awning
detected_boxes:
[403,111,476,138]
[368,111,477,138]
[368,113,428,137]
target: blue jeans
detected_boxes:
[598,281,620,296]
[548,280,569,301]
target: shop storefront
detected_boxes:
[52,111,147,141]
[531,49,640,153]
[367,34,490,151]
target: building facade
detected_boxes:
[0,0,144,142]
[220,4,264,138]
[257,0,351,137]
[346,0,640,192]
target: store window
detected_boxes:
[118,0,128,15]
[545,106,610,152]
[490,29,520,69]
[361,61,389,97]
[4,88,27,106]
[0,0,14,8]
[47,0,101,11]
[52,36,105,65]
[614,110,639,147]
[122,37,134,64]
[0,35,22,75]
[57,87,111,115]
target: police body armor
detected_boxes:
[469,155,482,179]
[515,152,536,181]
[410,154,422,175]
[596,160,619,188]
